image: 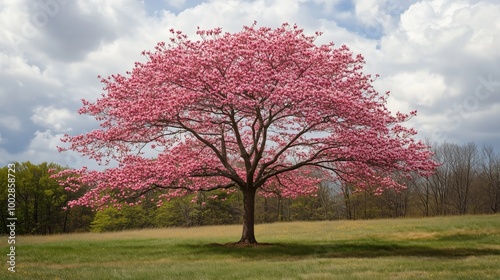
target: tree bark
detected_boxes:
[238,188,257,244]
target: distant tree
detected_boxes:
[480,145,500,213]
[407,171,430,216]
[448,142,479,215]
[316,182,335,220]
[0,162,93,234]
[339,181,356,219]
[90,207,131,233]
[54,23,436,244]
[154,196,198,227]
[410,142,498,216]
[424,143,453,215]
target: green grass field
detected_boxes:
[2,214,500,279]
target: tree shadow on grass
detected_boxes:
[180,240,500,260]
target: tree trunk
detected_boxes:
[62,211,68,233]
[238,188,257,244]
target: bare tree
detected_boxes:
[409,171,431,216]
[426,142,453,215]
[481,145,500,213]
[447,142,479,214]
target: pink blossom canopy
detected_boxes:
[54,23,436,209]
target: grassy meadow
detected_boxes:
[2,214,500,279]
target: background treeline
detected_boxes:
[0,162,94,235]
[1,141,499,234]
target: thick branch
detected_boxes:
[176,116,244,186]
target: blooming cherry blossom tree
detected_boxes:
[54,23,436,244]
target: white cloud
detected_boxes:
[21,130,82,167]
[165,0,186,8]
[0,53,62,87]
[397,0,500,57]
[354,0,383,24]
[364,0,500,142]
[0,116,22,131]
[31,106,75,132]
[380,71,450,107]
[12,129,101,169]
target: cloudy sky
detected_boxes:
[1,0,499,170]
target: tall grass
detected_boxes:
[2,214,500,279]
